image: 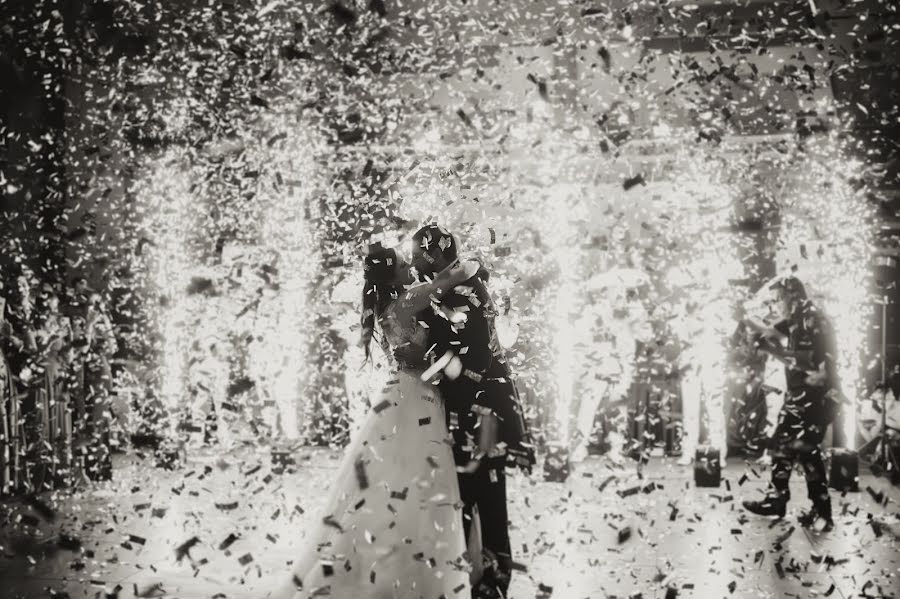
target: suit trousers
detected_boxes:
[770,386,830,515]
[459,461,511,599]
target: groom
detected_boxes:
[410,224,535,599]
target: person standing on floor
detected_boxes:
[411,224,535,599]
[741,276,842,532]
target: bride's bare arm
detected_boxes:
[389,259,480,322]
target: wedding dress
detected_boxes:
[270,284,471,599]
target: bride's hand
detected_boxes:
[420,352,464,383]
[393,343,425,367]
[444,355,464,380]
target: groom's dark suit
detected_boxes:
[420,273,535,599]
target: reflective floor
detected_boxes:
[1,448,898,598]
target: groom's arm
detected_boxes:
[433,284,494,382]
[389,259,477,322]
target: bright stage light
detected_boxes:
[130,149,196,435]
[542,184,588,443]
[130,110,327,443]
[253,112,326,441]
[775,134,875,449]
[653,143,744,454]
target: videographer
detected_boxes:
[741,276,841,532]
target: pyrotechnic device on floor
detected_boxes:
[693,445,721,487]
[271,447,297,468]
[542,444,570,483]
[665,420,682,456]
[829,447,859,492]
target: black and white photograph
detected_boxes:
[1,1,899,598]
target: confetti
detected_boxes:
[175,537,200,562]
[219,534,240,551]
[623,174,646,191]
[0,3,894,597]
[354,457,369,490]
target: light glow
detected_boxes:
[130,110,327,445]
[775,134,875,449]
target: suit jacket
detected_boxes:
[420,274,535,472]
[773,303,839,393]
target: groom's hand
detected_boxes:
[458,459,481,474]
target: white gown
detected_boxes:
[270,301,471,599]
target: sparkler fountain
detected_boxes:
[130,110,328,446]
[133,150,197,439]
[543,184,588,446]
[774,134,875,449]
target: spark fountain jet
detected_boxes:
[133,150,197,438]
[254,113,326,441]
[775,135,875,449]
[542,184,588,444]
[129,110,328,445]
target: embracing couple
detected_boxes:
[271,224,535,599]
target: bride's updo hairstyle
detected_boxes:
[360,243,404,362]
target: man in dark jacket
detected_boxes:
[410,224,535,599]
[741,276,841,531]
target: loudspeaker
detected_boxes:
[543,444,570,483]
[829,448,859,492]
[665,421,683,456]
[693,445,721,487]
[272,448,296,468]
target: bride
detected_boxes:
[270,242,480,599]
